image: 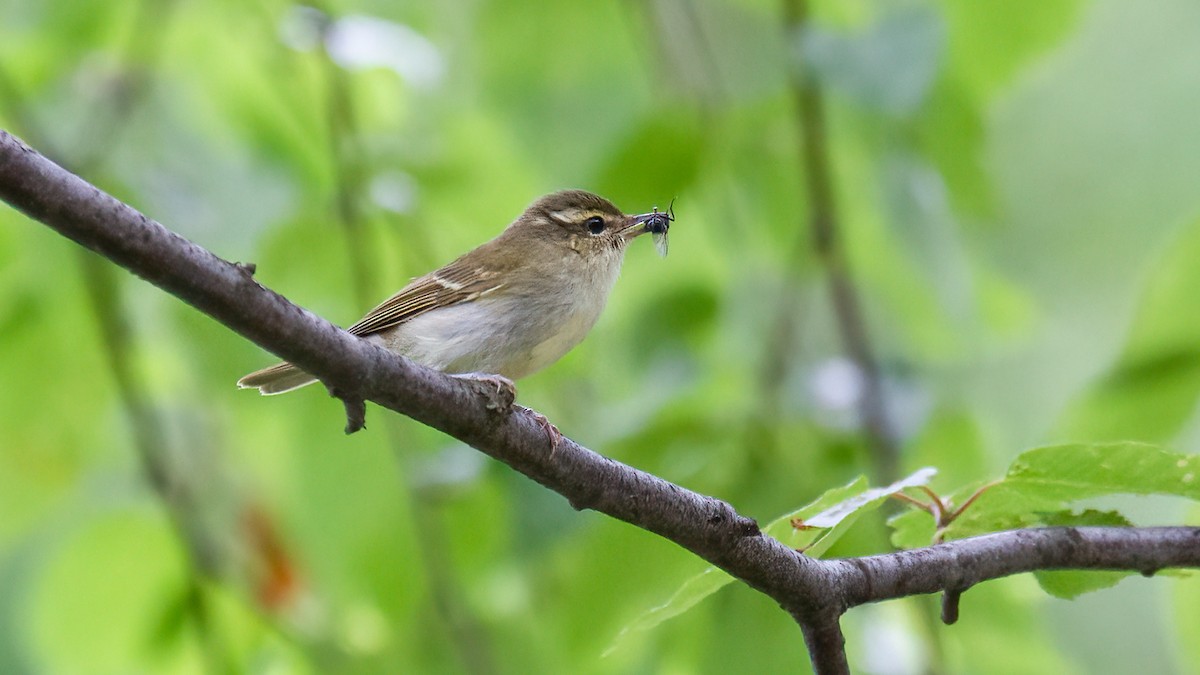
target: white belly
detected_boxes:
[375,251,623,379]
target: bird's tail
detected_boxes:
[237,362,318,395]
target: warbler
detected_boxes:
[237,189,671,395]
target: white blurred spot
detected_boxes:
[370,171,418,214]
[802,356,931,440]
[859,606,924,674]
[278,8,445,88]
[810,357,865,414]
[327,15,444,88]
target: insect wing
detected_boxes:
[652,229,669,257]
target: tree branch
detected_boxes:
[800,612,851,674]
[0,127,824,610]
[835,526,1200,608]
[4,129,1199,674]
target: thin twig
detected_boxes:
[307,11,501,668]
[799,613,851,675]
[315,13,376,307]
[890,490,934,513]
[0,2,233,667]
[940,588,963,625]
[783,0,899,483]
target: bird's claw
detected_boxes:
[520,405,563,457]
[451,375,561,456]
[452,373,517,412]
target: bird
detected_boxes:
[237,190,670,403]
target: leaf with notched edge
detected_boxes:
[607,468,936,654]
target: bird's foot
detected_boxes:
[519,405,563,457]
[450,374,561,455]
[452,373,517,412]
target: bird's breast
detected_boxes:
[378,250,625,379]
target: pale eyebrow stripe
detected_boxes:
[550,209,608,223]
[549,209,579,223]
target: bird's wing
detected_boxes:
[346,258,505,337]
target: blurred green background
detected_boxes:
[3,0,1200,672]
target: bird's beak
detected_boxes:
[620,214,652,241]
[621,209,671,242]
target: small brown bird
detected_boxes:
[238,190,670,395]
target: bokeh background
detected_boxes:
[3,0,1200,672]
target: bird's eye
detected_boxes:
[585,216,606,235]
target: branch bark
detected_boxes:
[834,526,1200,606]
[3,129,1199,674]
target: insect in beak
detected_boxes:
[635,198,674,257]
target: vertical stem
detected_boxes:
[783,0,899,483]
[311,11,499,672]
[0,2,235,667]
[405,485,500,675]
[798,613,851,675]
[320,42,376,307]
[79,248,231,673]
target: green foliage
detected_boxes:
[893,443,1200,541]
[611,468,934,653]
[1058,217,1200,442]
[2,0,1200,672]
[891,443,1199,598]
[1031,510,1133,599]
[26,509,191,674]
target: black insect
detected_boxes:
[644,198,674,257]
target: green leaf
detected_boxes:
[760,474,869,552]
[1057,217,1200,443]
[1034,570,1129,599]
[1004,443,1200,501]
[766,467,937,558]
[920,443,1200,542]
[1036,509,1134,528]
[807,468,940,528]
[1033,510,1134,598]
[938,0,1083,98]
[891,446,1199,600]
[887,506,937,550]
[607,469,935,654]
[892,443,1199,546]
[602,566,727,657]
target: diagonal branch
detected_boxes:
[0,128,824,610]
[4,129,1200,675]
